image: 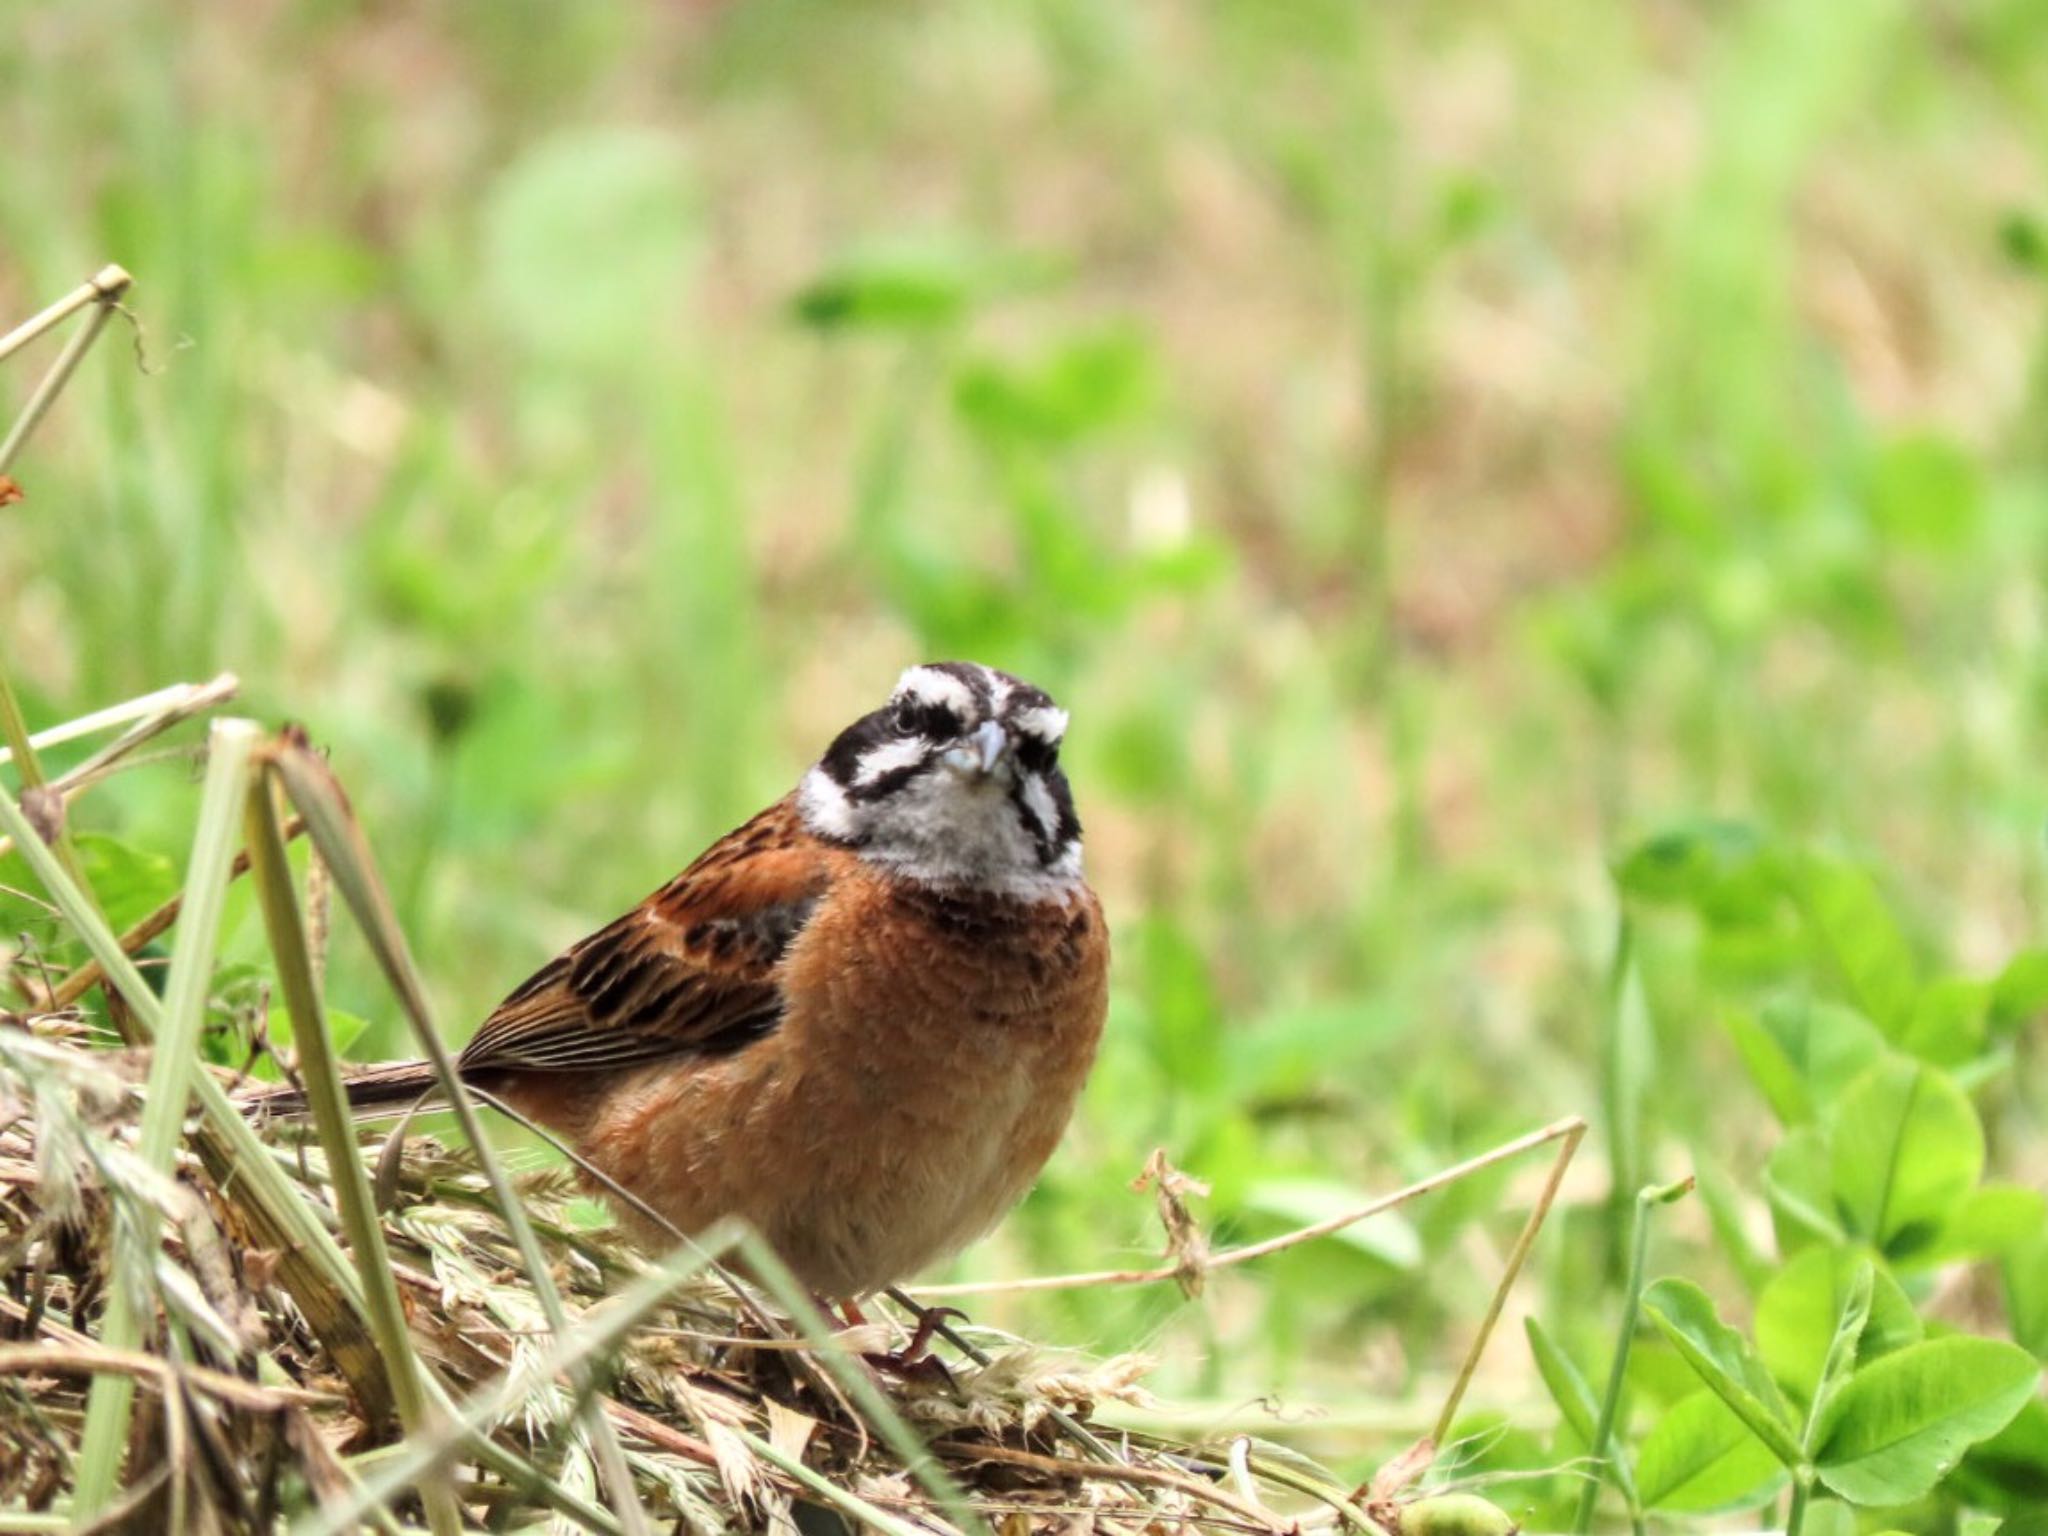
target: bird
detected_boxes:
[248,662,1109,1304]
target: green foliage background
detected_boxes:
[6,1,2048,1527]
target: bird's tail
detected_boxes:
[238,1060,447,1120]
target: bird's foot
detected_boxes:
[815,1296,970,1384]
[860,1304,969,1386]
[895,1303,969,1365]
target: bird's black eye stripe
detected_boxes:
[1007,778,1057,864]
[1014,736,1057,774]
[892,700,963,740]
[849,760,933,803]
[1006,763,1080,865]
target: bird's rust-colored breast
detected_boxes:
[570,855,1109,1296]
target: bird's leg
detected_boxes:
[825,1294,960,1365]
[893,1304,968,1367]
[854,1303,970,1387]
[813,1293,972,1383]
[821,1293,951,1380]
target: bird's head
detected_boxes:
[797,662,1081,895]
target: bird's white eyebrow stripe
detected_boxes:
[853,735,930,786]
[893,666,978,716]
[1009,704,1068,741]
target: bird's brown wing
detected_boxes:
[457,799,834,1076]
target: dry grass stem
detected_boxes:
[0,269,131,475]
[0,265,131,365]
[0,675,235,770]
[916,1116,1589,1298]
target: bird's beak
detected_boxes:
[941,720,1012,779]
[972,719,1009,775]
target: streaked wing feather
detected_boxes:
[458,799,829,1076]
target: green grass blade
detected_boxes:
[244,770,464,1536]
[1572,1178,1694,1535]
[0,749,624,1534]
[738,1235,991,1536]
[271,739,653,1533]
[0,761,405,1396]
[729,1422,946,1536]
[1524,1316,1599,1445]
[70,719,259,1518]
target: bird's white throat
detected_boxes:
[798,765,1083,899]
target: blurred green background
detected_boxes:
[6,0,2048,1518]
